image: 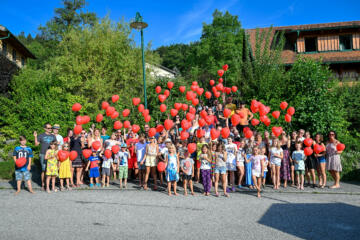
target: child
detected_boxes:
[117,143,130,189]
[85,151,101,187]
[196,136,207,183]
[45,140,59,193]
[214,143,228,197]
[246,146,264,198]
[245,136,254,189]
[199,144,212,196]
[270,138,283,190]
[158,138,172,185]
[236,139,246,188]
[291,142,306,190]
[101,152,114,187]
[260,146,269,188]
[13,136,34,194]
[180,151,195,196]
[210,142,217,183]
[225,137,237,192]
[165,144,179,196]
[59,143,72,191]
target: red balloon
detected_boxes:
[69,151,78,161]
[101,101,109,110]
[142,109,149,117]
[192,98,199,106]
[174,103,182,110]
[111,111,119,119]
[112,95,119,103]
[192,81,198,86]
[155,86,162,94]
[200,110,208,119]
[106,106,115,117]
[112,145,120,154]
[132,98,141,106]
[224,87,231,95]
[214,91,221,98]
[272,127,283,137]
[186,113,195,122]
[148,128,157,137]
[264,118,271,127]
[156,125,164,133]
[336,143,346,151]
[189,106,196,115]
[181,119,191,130]
[170,109,178,117]
[82,149,92,159]
[83,115,90,124]
[122,109,130,117]
[114,121,123,130]
[186,91,195,101]
[223,109,232,118]
[164,89,170,97]
[181,104,188,111]
[57,150,70,162]
[205,116,213,125]
[167,81,174,89]
[96,114,103,123]
[76,116,84,125]
[231,114,240,126]
[218,78,223,83]
[74,125,82,135]
[272,111,280,119]
[245,130,253,139]
[15,157,26,168]
[164,119,174,130]
[196,88,204,96]
[231,86,238,92]
[180,131,190,140]
[144,115,151,123]
[138,104,144,113]
[287,106,295,116]
[92,141,101,150]
[132,125,140,133]
[179,86,186,93]
[188,143,197,154]
[190,85,198,92]
[285,114,292,123]
[123,120,131,129]
[222,64,229,71]
[209,80,215,86]
[198,118,206,127]
[196,129,205,138]
[158,94,166,103]
[221,127,230,139]
[314,144,324,154]
[104,149,112,159]
[280,101,288,110]
[205,91,212,99]
[217,69,224,77]
[216,83,224,91]
[72,103,82,112]
[304,138,313,147]
[157,161,166,172]
[251,119,260,126]
[304,147,313,156]
[160,104,167,113]
[212,87,217,93]
[210,128,220,140]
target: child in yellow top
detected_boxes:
[59,143,72,191]
[45,140,58,193]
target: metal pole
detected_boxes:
[141,29,147,109]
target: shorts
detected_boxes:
[226,162,237,171]
[214,166,227,174]
[39,154,46,171]
[89,167,100,178]
[236,161,244,167]
[295,170,305,175]
[263,171,267,178]
[128,158,137,169]
[271,159,281,167]
[196,160,201,169]
[183,175,192,181]
[119,166,128,179]
[252,170,261,178]
[317,156,326,164]
[15,170,31,181]
[306,156,317,170]
[102,167,110,176]
[138,162,146,170]
[145,156,157,167]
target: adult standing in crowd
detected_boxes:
[326,131,343,189]
[63,128,73,144]
[314,133,327,188]
[52,124,63,150]
[143,136,159,190]
[236,101,253,135]
[34,123,56,190]
[70,131,85,187]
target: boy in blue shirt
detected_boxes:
[291,142,306,190]
[85,151,101,187]
[13,136,34,194]
[117,143,130,189]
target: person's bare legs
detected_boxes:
[196,166,200,183]
[310,169,316,185]
[189,179,195,195]
[276,166,281,189]
[151,167,157,189]
[26,180,34,193]
[144,166,151,190]
[229,171,235,189]
[300,174,304,190]
[70,167,75,187]
[15,181,21,195]
[76,168,82,186]
[215,173,219,196]
[66,178,71,190]
[60,179,64,190]
[102,174,106,186]
[330,171,340,188]
[237,166,244,186]
[222,174,229,197]
[173,181,178,195]
[51,176,56,191]
[183,179,188,195]
[46,176,51,193]
[41,172,45,190]
[119,178,122,189]
[291,165,295,186]
[320,163,326,187]
[167,182,172,196]
[296,173,300,189]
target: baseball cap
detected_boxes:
[121,143,127,148]
[53,124,60,129]
[165,138,172,143]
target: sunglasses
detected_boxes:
[329,133,335,136]
[46,127,52,130]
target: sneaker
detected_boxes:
[226,188,231,193]
[237,185,242,189]
[89,183,94,187]
[96,183,101,187]
[231,186,235,192]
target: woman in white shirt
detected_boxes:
[270,138,283,190]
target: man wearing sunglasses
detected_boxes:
[34,123,56,190]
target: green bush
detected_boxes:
[0,161,14,180]
[341,150,360,181]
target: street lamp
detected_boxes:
[130,12,148,109]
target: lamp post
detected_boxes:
[130,12,148,109]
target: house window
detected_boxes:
[21,57,25,66]
[305,37,317,52]
[339,35,352,50]
[12,49,17,61]
[2,42,7,55]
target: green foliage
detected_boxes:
[0,161,14,180]
[155,44,192,74]
[341,150,360,181]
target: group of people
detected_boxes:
[13,98,344,198]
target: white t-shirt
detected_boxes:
[56,134,64,150]
[181,158,194,175]
[199,153,211,170]
[270,147,283,164]
[225,143,237,165]
[102,157,113,168]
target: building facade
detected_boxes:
[0,25,35,93]
[247,21,360,81]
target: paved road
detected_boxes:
[1,185,359,240]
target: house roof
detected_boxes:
[0,25,36,59]
[246,21,360,64]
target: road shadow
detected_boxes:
[258,202,360,239]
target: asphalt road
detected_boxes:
[0,188,359,240]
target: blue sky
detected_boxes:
[2,0,360,49]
